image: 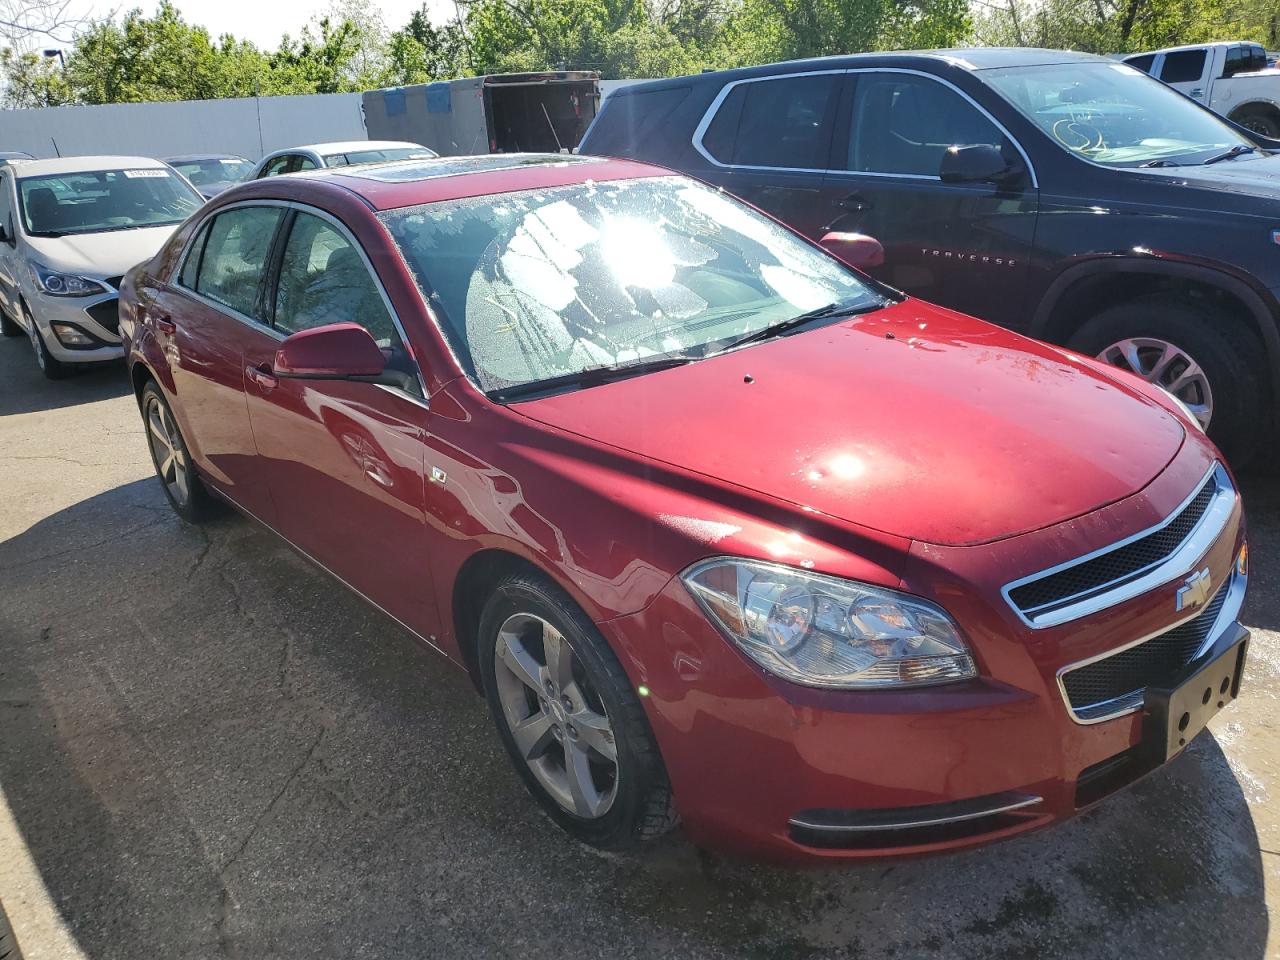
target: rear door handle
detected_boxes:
[245,364,278,392]
[839,193,873,212]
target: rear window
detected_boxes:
[702,74,839,169]
[322,147,437,167]
[585,86,692,156]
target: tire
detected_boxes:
[26,306,70,380]
[140,381,219,523]
[478,570,678,849]
[1068,295,1266,467]
[0,305,20,337]
[1233,111,1280,139]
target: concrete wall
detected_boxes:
[0,92,367,161]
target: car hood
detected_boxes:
[514,300,1186,546]
[1140,151,1280,200]
[23,224,179,279]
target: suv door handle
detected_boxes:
[245,363,278,392]
[839,193,873,212]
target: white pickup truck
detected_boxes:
[1123,42,1280,137]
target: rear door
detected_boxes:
[693,71,847,238]
[243,206,438,635]
[822,70,1040,329]
[151,203,285,523]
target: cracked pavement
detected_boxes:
[0,335,1278,959]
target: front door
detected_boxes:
[153,203,285,523]
[1156,48,1211,103]
[695,71,848,239]
[822,71,1040,330]
[243,208,439,636]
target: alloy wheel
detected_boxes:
[492,613,619,819]
[1097,336,1213,429]
[145,396,191,507]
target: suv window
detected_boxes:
[703,74,839,169]
[1126,54,1156,74]
[845,73,1007,177]
[1160,50,1206,83]
[273,211,420,395]
[188,206,282,318]
[296,156,318,171]
[260,155,293,178]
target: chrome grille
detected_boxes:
[1003,464,1234,628]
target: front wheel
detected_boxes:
[26,308,70,380]
[478,571,678,849]
[1069,295,1266,466]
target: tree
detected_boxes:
[971,0,1235,54]
[384,6,469,84]
[0,0,92,50]
[1,44,70,105]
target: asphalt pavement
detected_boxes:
[0,334,1277,960]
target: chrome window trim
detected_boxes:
[691,67,1039,189]
[170,197,429,401]
[1002,462,1234,629]
[788,793,1043,834]
[1055,565,1247,725]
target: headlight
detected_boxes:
[681,558,976,689]
[28,262,107,297]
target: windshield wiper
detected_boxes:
[1203,145,1256,165]
[488,353,702,402]
[721,299,880,351]
[1139,158,1181,168]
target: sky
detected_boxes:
[42,0,456,51]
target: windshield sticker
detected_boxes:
[123,169,168,178]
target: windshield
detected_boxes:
[324,146,437,167]
[19,168,203,236]
[985,62,1257,167]
[169,158,254,186]
[380,175,885,395]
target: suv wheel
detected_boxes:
[478,570,678,849]
[141,381,219,522]
[26,306,70,380]
[1233,110,1280,139]
[1069,295,1266,466]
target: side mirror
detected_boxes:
[273,322,386,381]
[820,232,885,271]
[939,144,1021,185]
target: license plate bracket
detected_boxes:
[1142,631,1248,765]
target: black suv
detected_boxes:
[580,48,1280,463]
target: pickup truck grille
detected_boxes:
[1003,464,1232,627]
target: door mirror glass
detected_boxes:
[939,144,1017,184]
[273,322,387,380]
[819,231,885,271]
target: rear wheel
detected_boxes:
[1068,295,1266,466]
[26,307,70,380]
[141,381,218,523]
[1232,110,1280,139]
[478,571,678,849]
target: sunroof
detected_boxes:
[345,153,604,183]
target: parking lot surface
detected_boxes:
[0,336,1277,960]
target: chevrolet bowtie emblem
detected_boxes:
[1176,568,1212,612]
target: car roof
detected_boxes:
[165,153,248,163]
[267,141,428,157]
[241,152,671,211]
[13,155,171,177]
[0,151,34,160]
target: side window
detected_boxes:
[295,156,318,171]
[845,73,1008,177]
[1160,50,1207,83]
[259,155,292,178]
[1126,54,1156,74]
[192,206,282,318]
[273,212,420,395]
[178,224,207,289]
[730,75,838,169]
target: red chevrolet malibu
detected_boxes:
[119,154,1249,861]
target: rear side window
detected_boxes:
[188,206,282,318]
[1160,50,1207,83]
[704,74,839,169]
[296,156,318,171]
[845,73,1007,177]
[1126,54,1156,74]
[259,156,292,178]
[587,86,692,156]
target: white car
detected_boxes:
[249,140,437,179]
[0,156,204,378]
[1123,42,1280,137]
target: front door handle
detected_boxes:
[839,193,873,212]
[151,311,175,335]
[245,363,278,392]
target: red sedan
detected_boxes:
[119,154,1249,861]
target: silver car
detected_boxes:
[0,156,203,378]
[249,140,437,179]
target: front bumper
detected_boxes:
[601,441,1247,861]
[29,287,124,364]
